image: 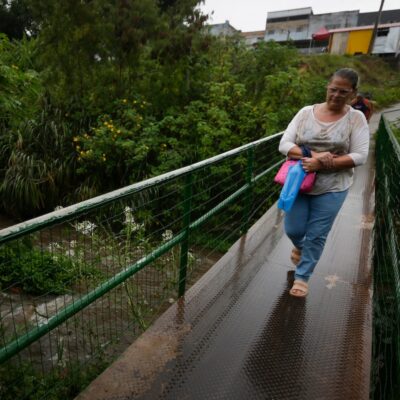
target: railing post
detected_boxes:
[178,172,193,297]
[242,147,254,234]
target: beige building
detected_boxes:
[241,30,265,47]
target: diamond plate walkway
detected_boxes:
[76,114,380,400]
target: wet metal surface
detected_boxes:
[77,135,375,400]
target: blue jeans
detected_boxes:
[284,190,348,283]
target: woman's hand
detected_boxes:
[301,157,321,172]
[310,151,338,170]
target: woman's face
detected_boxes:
[326,76,355,111]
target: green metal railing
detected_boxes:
[372,112,400,400]
[0,132,283,399]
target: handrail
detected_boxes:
[0,133,284,364]
[382,109,400,157]
[0,132,283,245]
[379,112,400,302]
[372,111,400,399]
[0,158,283,364]
[382,108,400,115]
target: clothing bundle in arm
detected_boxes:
[278,105,369,284]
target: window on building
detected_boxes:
[377,28,389,37]
[268,29,275,34]
[296,27,303,32]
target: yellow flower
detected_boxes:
[73,136,79,142]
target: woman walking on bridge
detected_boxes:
[278,68,370,297]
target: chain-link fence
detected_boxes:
[0,133,283,399]
[372,113,400,400]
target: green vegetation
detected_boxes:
[373,120,400,400]
[0,239,99,294]
[391,122,400,141]
[0,358,108,400]
[0,3,399,397]
[0,1,399,219]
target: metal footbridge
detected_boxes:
[76,119,375,400]
[0,107,399,400]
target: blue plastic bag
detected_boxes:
[277,160,306,212]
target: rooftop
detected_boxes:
[241,30,265,37]
[267,7,313,19]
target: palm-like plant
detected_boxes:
[0,100,77,218]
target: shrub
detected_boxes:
[0,240,98,295]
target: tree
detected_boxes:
[0,0,35,39]
[158,0,202,14]
[27,0,165,109]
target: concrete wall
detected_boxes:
[265,19,309,42]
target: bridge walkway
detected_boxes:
[76,112,382,400]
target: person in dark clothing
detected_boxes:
[351,93,371,122]
[363,93,374,122]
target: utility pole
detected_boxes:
[368,0,385,55]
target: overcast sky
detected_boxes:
[199,0,399,32]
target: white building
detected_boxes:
[207,20,239,37]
